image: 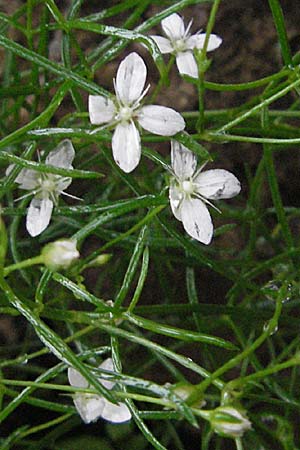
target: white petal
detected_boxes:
[150,35,173,54]
[138,105,185,136]
[171,140,196,179]
[99,358,115,390]
[194,169,241,200]
[112,122,141,173]
[161,13,185,41]
[68,367,89,388]
[73,394,105,424]
[26,197,53,237]
[101,399,132,423]
[88,95,116,125]
[115,52,147,105]
[46,140,75,169]
[56,175,72,192]
[175,51,198,78]
[169,183,183,221]
[181,198,213,244]
[6,165,38,190]
[187,33,222,52]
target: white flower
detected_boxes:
[209,406,252,438]
[169,141,241,244]
[150,13,222,78]
[68,358,132,424]
[41,239,79,271]
[6,140,76,237]
[88,52,185,173]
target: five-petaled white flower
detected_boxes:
[68,358,132,424]
[150,13,222,78]
[6,140,76,237]
[89,52,185,173]
[169,141,241,244]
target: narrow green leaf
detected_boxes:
[124,313,238,350]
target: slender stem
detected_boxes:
[187,286,285,402]
[262,108,294,250]
[235,438,244,450]
[196,0,221,132]
[216,77,300,133]
[4,255,44,276]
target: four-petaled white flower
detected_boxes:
[169,141,241,244]
[6,140,76,237]
[89,52,185,173]
[68,358,132,424]
[150,13,222,78]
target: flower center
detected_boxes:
[39,177,57,194]
[181,180,194,195]
[118,106,133,122]
[173,38,187,53]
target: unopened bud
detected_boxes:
[85,253,112,268]
[42,239,79,270]
[171,382,205,408]
[209,406,251,438]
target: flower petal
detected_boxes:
[161,13,185,41]
[150,35,173,54]
[169,183,183,221]
[73,394,105,424]
[88,95,116,125]
[46,140,75,169]
[112,122,141,173]
[138,105,185,136]
[101,399,132,423]
[115,52,147,105]
[171,140,196,179]
[68,367,89,388]
[181,198,213,244]
[175,51,198,78]
[26,197,53,237]
[56,175,72,192]
[6,165,38,190]
[99,358,115,390]
[194,169,241,199]
[187,33,222,52]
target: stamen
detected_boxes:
[132,84,151,110]
[185,19,193,38]
[60,191,83,201]
[193,192,221,213]
[14,190,38,202]
[193,161,208,179]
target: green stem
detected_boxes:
[195,0,221,132]
[235,356,300,386]
[4,255,44,276]
[201,0,221,56]
[262,109,294,250]
[268,0,292,66]
[187,285,285,402]
[235,438,244,450]
[216,76,300,133]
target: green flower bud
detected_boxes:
[169,382,205,408]
[42,239,79,271]
[85,253,112,268]
[209,405,251,438]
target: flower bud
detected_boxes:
[170,382,205,408]
[41,239,79,270]
[85,253,112,268]
[209,405,251,438]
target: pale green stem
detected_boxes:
[4,255,44,277]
